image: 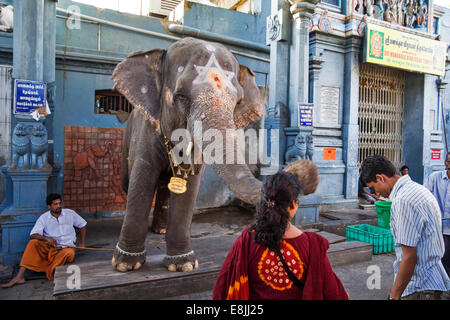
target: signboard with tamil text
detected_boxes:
[14,79,47,115]
[363,24,447,77]
[298,103,313,127]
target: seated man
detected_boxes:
[358,178,379,204]
[400,165,409,176]
[2,193,87,288]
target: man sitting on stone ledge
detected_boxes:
[1,193,87,288]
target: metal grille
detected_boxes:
[95,90,133,114]
[358,63,405,169]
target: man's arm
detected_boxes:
[363,188,379,200]
[30,233,57,246]
[389,245,417,299]
[77,226,86,248]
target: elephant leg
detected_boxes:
[151,181,170,234]
[112,158,159,272]
[164,164,205,272]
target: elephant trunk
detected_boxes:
[188,91,262,206]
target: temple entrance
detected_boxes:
[358,63,405,169]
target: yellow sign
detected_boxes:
[363,24,447,76]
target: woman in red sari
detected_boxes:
[213,166,349,300]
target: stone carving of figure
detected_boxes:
[268,101,289,119]
[374,0,385,20]
[305,133,314,161]
[404,0,416,28]
[397,0,405,26]
[73,141,113,180]
[0,5,13,33]
[268,14,281,42]
[285,133,306,164]
[30,124,49,169]
[383,2,396,22]
[415,0,427,29]
[355,0,365,14]
[10,123,30,169]
[364,0,375,17]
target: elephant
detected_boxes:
[110,37,267,273]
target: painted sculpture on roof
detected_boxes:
[0,5,13,33]
[355,0,429,29]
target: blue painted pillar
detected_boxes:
[264,0,291,172]
[286,1,322,224]
[342,37,361,199]
[284,1,318,155]
[403,73,435,183]
[0,0,56,265]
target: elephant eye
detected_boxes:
[175,94,188,103]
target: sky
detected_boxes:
[435,0,450,9]
[74,0,450,13]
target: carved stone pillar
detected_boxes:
[263,0,291,174]
[342,37,362,200]
[284,0,319,164]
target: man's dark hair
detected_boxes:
[400,165,409,171]
[360,155,397,185]
[46,193,62,206]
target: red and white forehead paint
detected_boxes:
[193,52,236,94]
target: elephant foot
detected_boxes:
[163,251,198,272]
[111,245,146,272]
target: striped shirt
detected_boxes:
[389,175,450,297]
[424,170,450,235]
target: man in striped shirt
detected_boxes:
[361,155,450,300]
[424,152,450,277]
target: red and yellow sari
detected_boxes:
[213,227,348,300]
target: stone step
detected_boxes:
[53,233,371,300]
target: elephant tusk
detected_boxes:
[185,141,193,157]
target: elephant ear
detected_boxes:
[234,65,265,129]
[112,49,165,132]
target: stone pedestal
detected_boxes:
[293,194,322,225]
[0,168,51,265]
[0,166,12,213]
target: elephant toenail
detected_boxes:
[117,263,129,272]
[168,264,177,272]
[182,262,193,272]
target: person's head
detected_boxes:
[253,171,303,251]
[360,155,399,198]
[283,160,319,196]
[400,165,409,176]
[46,193,62,214]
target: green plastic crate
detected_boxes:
[375,201,392,229]
[346,224,394,254]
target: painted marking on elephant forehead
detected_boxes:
[193,53,236,93]
[205,44,216,52]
